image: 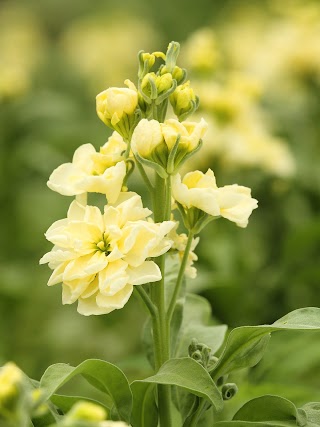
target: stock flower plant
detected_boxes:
[2,41,320,427]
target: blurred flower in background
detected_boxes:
[0,4,46,100]
[61,13,159,92]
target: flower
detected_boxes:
[40,193,175,315]
[172,169,258,228]
[161,118,208,152]
[96,86,138,127]
[131,119,164,158]
[47,134,127,203]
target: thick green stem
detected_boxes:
[151,172,172,427]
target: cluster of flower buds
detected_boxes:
[188,338,215,369]
[95,42,203,178]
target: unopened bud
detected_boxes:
[170,81,198,120]
[67,401,107,422]
[0,362,23,407]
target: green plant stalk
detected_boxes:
[152,172,172,427]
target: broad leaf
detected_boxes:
[40,359,132,423]
[130,382,158,427]
[134,357,223,411]
[233,395,306,425]
[301,402,320,425]
[211,308,320,380]
[175,293,227,358]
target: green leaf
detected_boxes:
[214,422,297,426]
[175,293,227,358]
[39,359,132,423]
[300,402,320,425]
[233,395,306,425]
[130,382,158,427]
[134,357,223,411]
[211,308,320,380]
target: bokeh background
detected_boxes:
[1,0,320,418]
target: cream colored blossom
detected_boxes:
[131,119,164,158]
[172,169,258,228]
[161,118,208,151]
[47,134,127,203]
[96,86,138,127]
[40,193,175,315]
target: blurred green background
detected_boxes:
[1,0,320,417]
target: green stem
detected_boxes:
[134,286,158,319]
[167,231,194,327]
[151,172,172,427]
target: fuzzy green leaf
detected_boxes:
[233,395,306,425]
[134,357,223,411]
[39,359,132,423]
[211,308,320,380]
[300,402,320,425]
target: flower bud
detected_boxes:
[160,65,186,84]
[67,401,107,422]
[0,362,23,410]
[131,119,165,158]
[142,52,156,69]
[161,118,207,152]
[170,81,198,119]
[140,72,174,101]
[96,86,138,135]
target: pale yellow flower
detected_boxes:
[40,193,175,315]
[47,135,127,203]
[161,118,208,151]
[172,169,258,228]
[0,362,23,402]
[131,119,164,158]
[92,132,127,174]
[96,86,138,127]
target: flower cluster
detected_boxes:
[41,193,175,315]
[41,41,258,316]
